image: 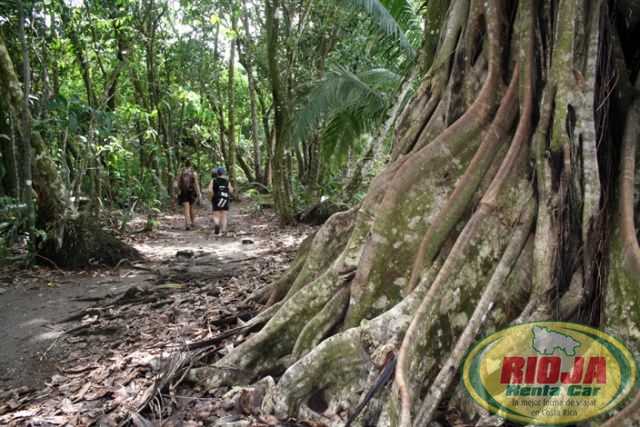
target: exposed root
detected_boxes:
[38,213,142,269]
[395,198,496,426]
[261,266,441,423]
[521,85,557,322]
[601,390,640,427]
[282,206,358,299]
[345,353,396,427]
[392,0,470,157]
[265,235,313,305]
[414,201,535,425]
[262,328,373,420]
[407,60,520,292]
[411,7,537,417]
[346,57,502,327]
[292,286,349,359]
[188,270,343,388]
[618,98,640,274]
[600,46,640,427]
[396,50,523,427]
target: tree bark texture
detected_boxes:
[266,0,294,224]
[189,1,640,425]
[239,0,261,182]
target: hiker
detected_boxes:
[177,159,202,230]
[207,166,233,236]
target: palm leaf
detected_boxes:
[292,66,401,164]
[341,0,422,59]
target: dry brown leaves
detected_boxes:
[0,205,317,426]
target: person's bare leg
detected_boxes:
[213,211,221,234]
[183,202,191,228]
[221,212,228,233]
[190,204,196,224]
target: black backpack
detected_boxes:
[180,170,194,191]
[213,177,230,208]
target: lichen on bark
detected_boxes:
[188,1,640,425]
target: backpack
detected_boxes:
[180,170,194,191]
[213,177,230,208]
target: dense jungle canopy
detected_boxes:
[2,0,640,426]
[1,0,417,266]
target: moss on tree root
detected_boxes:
[38,213,141,269]
[186,1,640,425]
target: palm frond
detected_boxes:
[292,66,401,164]
[341,0,421,59]
[321,105,378,164]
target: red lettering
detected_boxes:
[501,357,525,384]
[584,357,607,384]
[561,357,584,384]
[499,356,606,386]
[537,357,561,384]
[525,357,537,384]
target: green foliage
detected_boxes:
[292,66,401,165]
[340,0,422,60]
[1,0,426,224]
[0,197,28,243]
[0,197,45,266]
[243,188,261,199]
[144,208,162,232]
[286,0,422,208]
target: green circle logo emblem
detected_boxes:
[461,321,638,425]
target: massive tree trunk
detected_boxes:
[189,1,640,425]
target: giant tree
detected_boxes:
[189,0,640,425]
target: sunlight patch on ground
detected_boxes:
[34,330,64,342]
[21,318,49,327]
[133,231,266,262]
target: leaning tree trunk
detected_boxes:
[189,1,640,425]
[0,35,140,269]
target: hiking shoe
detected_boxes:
[214,225,220,235]
[185,225,191,230]
[220,231,228,237]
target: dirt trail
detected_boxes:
[0,200,310,398]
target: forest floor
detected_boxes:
[0,199,317,426]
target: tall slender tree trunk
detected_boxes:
[239,0,261,182]
[17,0,35,256]
[227,12,238,180]
[140,1,172,195]
[259,90,274,187]
[0,106,19,198]
[266,0,293,223]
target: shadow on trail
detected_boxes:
[0,201,314,425]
